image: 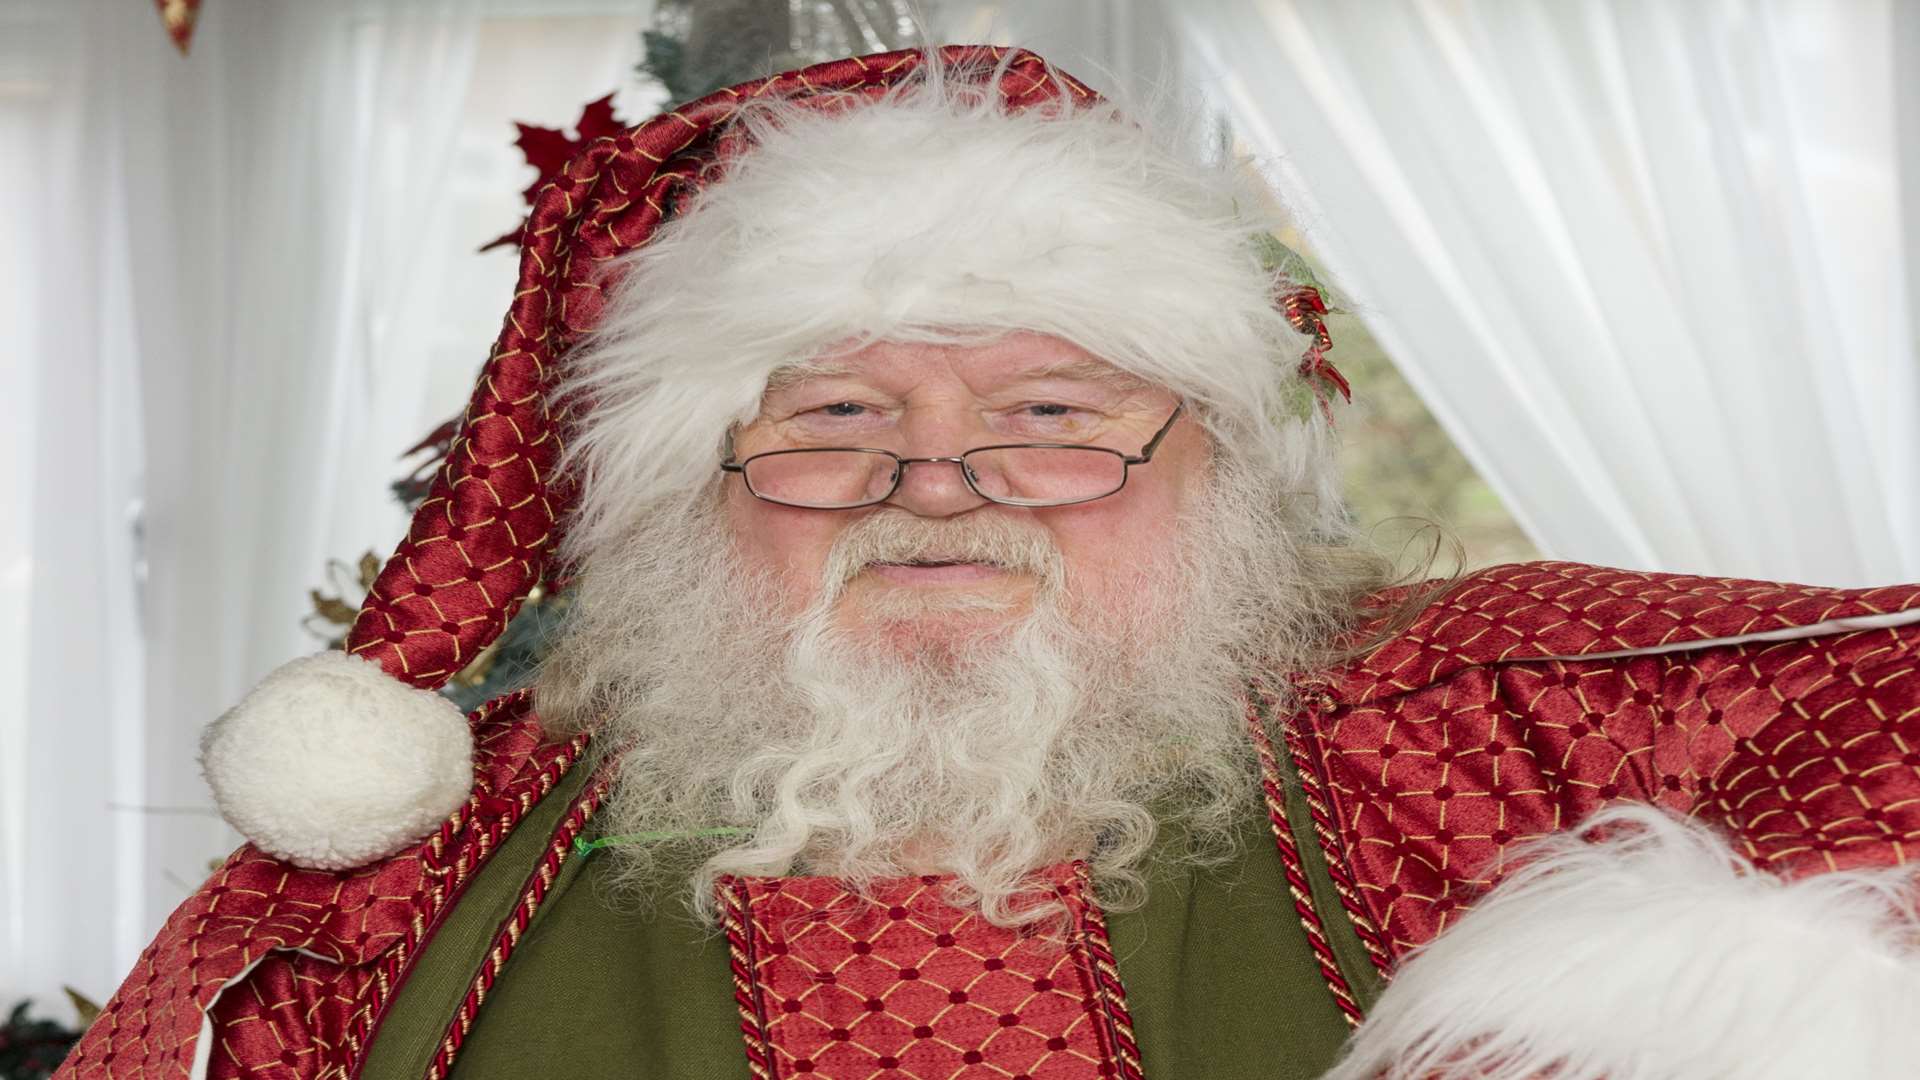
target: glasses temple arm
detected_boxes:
[1129,400,1187,464]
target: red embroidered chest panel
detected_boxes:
[722,864,1140,1080]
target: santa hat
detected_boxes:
[199,46,1345,871]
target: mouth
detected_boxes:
[865,560,1010,584]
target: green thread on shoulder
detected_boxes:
[571,826,753,859]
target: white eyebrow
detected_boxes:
[760,357,1159,396]
[1019,359,1155,389]
[763,359,854,393]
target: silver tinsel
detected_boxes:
[640,0,934,103]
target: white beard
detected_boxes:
[536,458,1353,926]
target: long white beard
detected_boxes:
[537,460,1349,926]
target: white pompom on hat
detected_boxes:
[200,652,473,870]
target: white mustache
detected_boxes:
[821,511,1064,591]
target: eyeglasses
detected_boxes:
[721,403,1186,510]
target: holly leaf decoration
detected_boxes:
[511,124,579,200]
[1253,232,1334,301]
[574,95,629,145]
[308,589,360,628]
[357,552,382,591]
[480,93,630,252]
[1250,234,1351,421]
[63,988,101,1031]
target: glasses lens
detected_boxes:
[743,450,896,508]
[965,447,1127,506]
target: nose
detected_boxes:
[883,414,991,518]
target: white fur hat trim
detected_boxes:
[558,76,1328,559]
[200,651,474,870]
[1326,804,1920,1079]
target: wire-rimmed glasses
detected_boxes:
[721,403,1186,509]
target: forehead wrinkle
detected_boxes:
[1017,357,1155,391]
[757,340,1168,415]
[766,354,1155,394]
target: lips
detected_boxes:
[867,560,1007,583]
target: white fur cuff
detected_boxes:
[1327,805,1920,1080]
[199,651,474,870]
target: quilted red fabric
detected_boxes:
[1289,561,1920,967]
[54,694,587,1080]
[723,865,1138,1080]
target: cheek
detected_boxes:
[1048,423,1210,605]
[1047,467,1197,605]
[725,484,842,607]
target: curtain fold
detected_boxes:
[1180,0,1920,587]
[2,0,159,1017]
[4,0,661,1018]
[0,0,486,1017]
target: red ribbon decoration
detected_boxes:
[153,0,201,55]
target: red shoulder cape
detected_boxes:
[56,692,598,1079]
[1283,560,1920,974]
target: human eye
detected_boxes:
[1023,403,1078,418]
[784,399,893,436]
[1002,402,1100,438]
[812,402,869,418]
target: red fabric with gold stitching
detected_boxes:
[723,864,1140,1080]
[1289,561,1920,965]
[341,46,1100,689]
[54,695,588,1079]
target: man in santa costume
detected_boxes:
[59,47,1920,1080]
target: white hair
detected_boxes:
[533,50,1394,927]
[557,50,1339,562]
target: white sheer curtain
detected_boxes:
[1,0,152,1018]
[939,1,1182,112]
[2,0,658,1021]
[1179,0,1920,587]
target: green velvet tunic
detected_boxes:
[359,761,1374,1079]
